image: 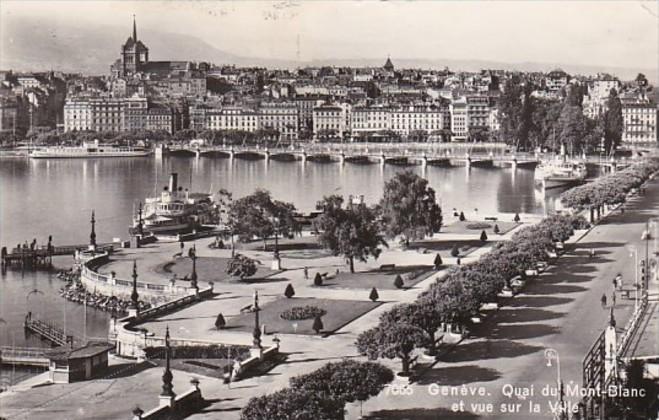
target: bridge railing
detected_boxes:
[618,298,648,357]
[80,252,196,297]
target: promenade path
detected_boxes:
[350,182,659,419]
[0,216,530,419]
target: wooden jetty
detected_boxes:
[0,346,49,368]
[24,316,78,348]
[1,243,113,269]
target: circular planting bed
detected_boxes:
[280,305,327,321]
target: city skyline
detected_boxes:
[1,0,657,74]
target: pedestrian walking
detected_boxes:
[303,266,309,280]
[600,293,607,308]
[612,292,616,307]
[615,273,622,290]
[589,248,595,259]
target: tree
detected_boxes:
[493,224,500,234]
[468,127,489,143]
[289,360,393,406]
[215,313,226,330]
[514,213,521,222]
[498,76,536,150]
[558,103,588,156]
[230,189,299,249]
[635,73,648,88]
[314,272,323,286]
[379,171,443,246]
[393,274,404,289]
[284,283,295,298]
[226,254,258,280]
[314,195,388,273]
[380,302,441,355]
[480,230,488,242]
[369,287,379,302]
[240,388,343,420]
[312,315,324,334]
[356,321,429,376]
[434,253,443,270]
[604,88,623,154]
[459,212,466,221]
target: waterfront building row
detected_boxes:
[63,97,182,134]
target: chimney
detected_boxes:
[169,173,178,193]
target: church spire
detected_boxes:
[133,14,137,41]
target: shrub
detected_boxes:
[314,272,323,286]
[393,274,404,289]
[450,244,460,257]
[493,224,500,234]
[369,287,379,302]
[312,316,324,334]
[434,253,443,269]
[284,283,295,298]
[280,305,327,321]
[215,313,226,330]
[480,230,488,242]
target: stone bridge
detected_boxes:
[160,143,630,172]
[163,143,540,169]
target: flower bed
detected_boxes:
[465,222,492,230]
[280,305,327,321]
[144,344,251,360]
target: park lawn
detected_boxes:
[441,220,520,235]
[152,358,233,379]
[235,235,332,259]
[225,297,381,335]
[156,256,282,283]
[322,265,436,290]
[407,238,489,258]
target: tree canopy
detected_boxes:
[229,189,299,248]
[314,195,387,273]
[289,359,394,404]
[240,388,344,420]
[356,321,429,375]
[379,171,443,246]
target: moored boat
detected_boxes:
[30,140,150,159]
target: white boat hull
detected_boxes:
[30,151,150,158]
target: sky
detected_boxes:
[1,0,658,69]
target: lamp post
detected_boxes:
[252,289,262,351]
[189,244,198,291]
[626,245,639,311]
[269,215,281,270]
[545,348,566,420]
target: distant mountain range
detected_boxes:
[2,17,656,82]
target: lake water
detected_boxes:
[0,155,561,384]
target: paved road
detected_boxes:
[355,183,658,419]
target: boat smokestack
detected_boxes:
[169,173,178,193]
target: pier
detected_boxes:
[1,243,114,269]
[24,315,78,348]
[0,346,50,368]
